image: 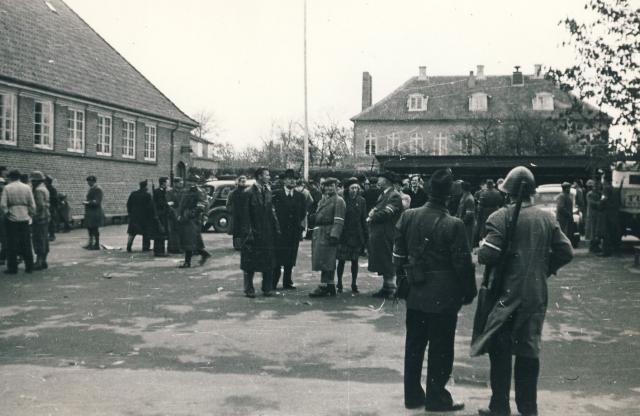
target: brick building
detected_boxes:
[190,136,220,172]
[0,0,198,220]
[351,65,607,166]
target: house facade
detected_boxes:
[0,0,198,219]
[351,65,608,165]
[190,136,220,172]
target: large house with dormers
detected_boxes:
[351,65,608,165]
[0,0,199,219]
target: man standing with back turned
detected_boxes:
[474,166,573,416]
[393,168,476,412]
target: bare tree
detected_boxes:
[192,109,221,141]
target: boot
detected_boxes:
[336,276,343,293]
[126,235,134,252]
[178,261,191,268]
[198,250,211,266]
[83,236,94,250]
[309,284,337,298]
[91,236,100,250]
[33,256,44,271]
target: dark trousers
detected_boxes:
[48,213,57,238]
[273,265,293,289]
[32,222,50,257]
[488,320,540,415]
[128,234,150,251]
[243,270,273,294]
[153,238,166,255]
[404,309,458,407]
[87,227,100,238]
[6,220,34,272]
[336,259,359,286]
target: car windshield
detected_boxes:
[534,192,558,205]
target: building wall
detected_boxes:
[0,85,193,219]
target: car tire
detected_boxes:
[211,212,231,233]
[202,223,212,232]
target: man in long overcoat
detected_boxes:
[309,177,346,297]
[226,175,248,250]
[240,168,279,298]
[556,182,573,238]
[83,175,104,250]
[367,171,403,298]
[31,171,50,270]
[166,177,185,254]
[597,181,621,257]
[126,180,156,252]
[474,166,573,416]
[585,179,601,252]
[456,181,476,249]
[394,169,476,412]
[176,180,211,268]
[272,169,307,290]
[152,177,170,257]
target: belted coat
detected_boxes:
[311,194,346,271]
[367,187,403,276]
[240,183,279,273]
[84,184,104,228]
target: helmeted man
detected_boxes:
[308,177,346,297]
[367,171,404,298]
[556,182,574,238]
[152,177,171,257]
[272,169,307,290]
[226,175,249,250]
[474,166,573,416]
[456,181,476,249]
[394,168,476,412]
[31,171,50,270]
[0,170,35,273]
[126,180,156,252]
[240,167,279,298]
[83,175,104,250]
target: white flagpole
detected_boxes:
[303,0,310,181]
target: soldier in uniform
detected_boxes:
[126,180,156,252]
[393,168,476,412]
[83,175,104,250]
[474,166,573,416]
[309,177,346,297]
[367,171,403,299]
[456,181,476,249]
[272,169,307,290]
[166,177,185,254]
[240,167,279,298]
[556,182,573,238]
[152,177,170,257]
[176,178,211,268]
[31,171,50,270]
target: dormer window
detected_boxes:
[407,94,427,112]
[533,92,554,111]
[469,92,489,112]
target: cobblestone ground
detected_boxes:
[0,225,639,415]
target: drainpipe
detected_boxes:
[170,122,180,186]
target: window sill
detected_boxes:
[122,154,136,160]
[408,108,427,112]
[34,144,53,150]
[96,152,112,157]
[67,148,84,154]
[144,157,156,162]
[0,140,17,146]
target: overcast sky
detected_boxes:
[65,0,594,148]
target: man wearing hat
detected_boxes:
[0,170,35,273]
[152,177,171,257]
[367,171,403,298]
[393,168,476,412]
[83,175,104,250]
[556,182,574,239]
[31,171,50,270]
[477,179,504,244]
[272,169,307,290]
[126,180,156,252]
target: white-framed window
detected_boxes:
[435,133,448,156]
[191,140,204,157]
[67,108,84,153]
[469,92,489,112]
[34,100,54,149]
[122,119,136,158]
[409,133,424,155]
[0,91,17,145]
[387,133,400,153]
[144,124,157,161]
[407,94,428,112]
[533,92,554,111]
[97,114,112,156]
[364,132,376,155]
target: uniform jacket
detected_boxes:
[340,195,368,248]
[475,202,573,357]
[127,189,155,235]
[84,184,104,228]
[555,192,573,220]
[273,187,307,267]
[240,183,279,272]
[367,187,403,275]
[33,183,50,224]
[311,193,346,271]
[457,192,476,225]
[394,201,476,314]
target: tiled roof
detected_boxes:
[351,74,604,122]
[0,0,197,126]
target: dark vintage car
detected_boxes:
[201,179,254,233]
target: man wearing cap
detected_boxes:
[166,177,185,253]
[272,169,307,290]
[309,177,346,297]
[474,166,573,416]
[31,171,50,270]
[239,167,278,297]
[393,168,476,412]
[367,171,404,298]
[556,182,574,239]
[126,180,156,252]
[83,176,104,250]
[152,177,171,257]
[0,170,36,273]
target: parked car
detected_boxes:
[533,184,582,248]
[201,179,255,233]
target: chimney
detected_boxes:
[476,64,485,80]
[468,71,476,88]
[418,66,427,81]
[361,71,372,110]
[512,65,524,86]
[533,64,543,79]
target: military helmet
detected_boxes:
[499,166,536,195]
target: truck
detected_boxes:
[611,162,640,238]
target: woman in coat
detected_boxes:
[83,175,104,250]
[336,177,367,293]
[176,184,210,268]
[309,178,346,297]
